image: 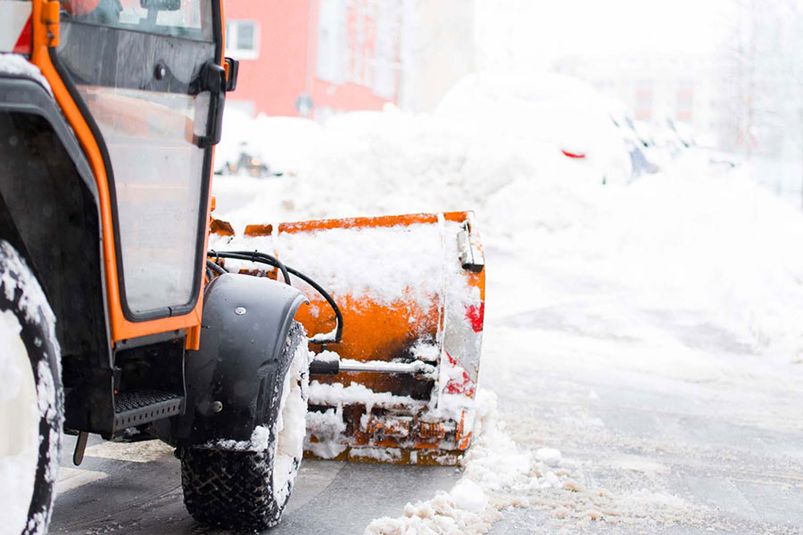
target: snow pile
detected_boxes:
[364,390,567,535]
[216,111,803,365]
[215,72,632,229]
[216,108,324,175]
[488,154,803,367]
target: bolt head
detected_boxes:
[234,306,247,316]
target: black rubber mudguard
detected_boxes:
[175,273,307,444]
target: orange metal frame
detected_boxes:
[237,212,485,463]
[27,0,226,349]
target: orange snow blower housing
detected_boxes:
[1,0,484,531]
[211,211,486,465]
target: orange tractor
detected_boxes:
[0,0,485,533]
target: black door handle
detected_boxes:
[197,60,226,147]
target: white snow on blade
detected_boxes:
[218,221,473,311]
[340,358,437,377]
[0,53,51,94]
[308,381,425,413]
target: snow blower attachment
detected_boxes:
[209,212,485,465]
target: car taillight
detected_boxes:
[0,1,33,55]
[562,149,587,159]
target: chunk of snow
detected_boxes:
[449,479,487,513]
[535,448,562,467]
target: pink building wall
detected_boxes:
[224,0,398,118]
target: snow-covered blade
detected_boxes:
[210,211,485,465]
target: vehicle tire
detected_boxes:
[0,241,63,535]
[180,322,310,531]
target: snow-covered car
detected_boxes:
[436,71,634,184]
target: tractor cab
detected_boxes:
[57,0,226,318]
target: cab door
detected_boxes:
[55,0,222,321]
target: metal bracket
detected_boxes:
[73,431,89,466]
[41,0,60,47]
[457,221,485,273]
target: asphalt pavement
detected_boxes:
[51,436,461,535]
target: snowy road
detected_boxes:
[50,345,803,535]
[51,436,461,534]
[481,293,803,533]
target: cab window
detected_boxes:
[61,0,213,41]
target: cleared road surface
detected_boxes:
[52,435,461,534]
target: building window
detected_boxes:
[226,20,259,60]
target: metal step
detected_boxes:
[114,390,184,429]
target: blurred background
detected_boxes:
[217,0,803,205]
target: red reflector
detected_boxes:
[466,302,484,333]
[562,149,586,159]
[12,15,32,55]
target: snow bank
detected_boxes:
[216,108,803,367]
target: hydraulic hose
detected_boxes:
[207,250,343,343]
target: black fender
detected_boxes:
[176,273,307,444]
